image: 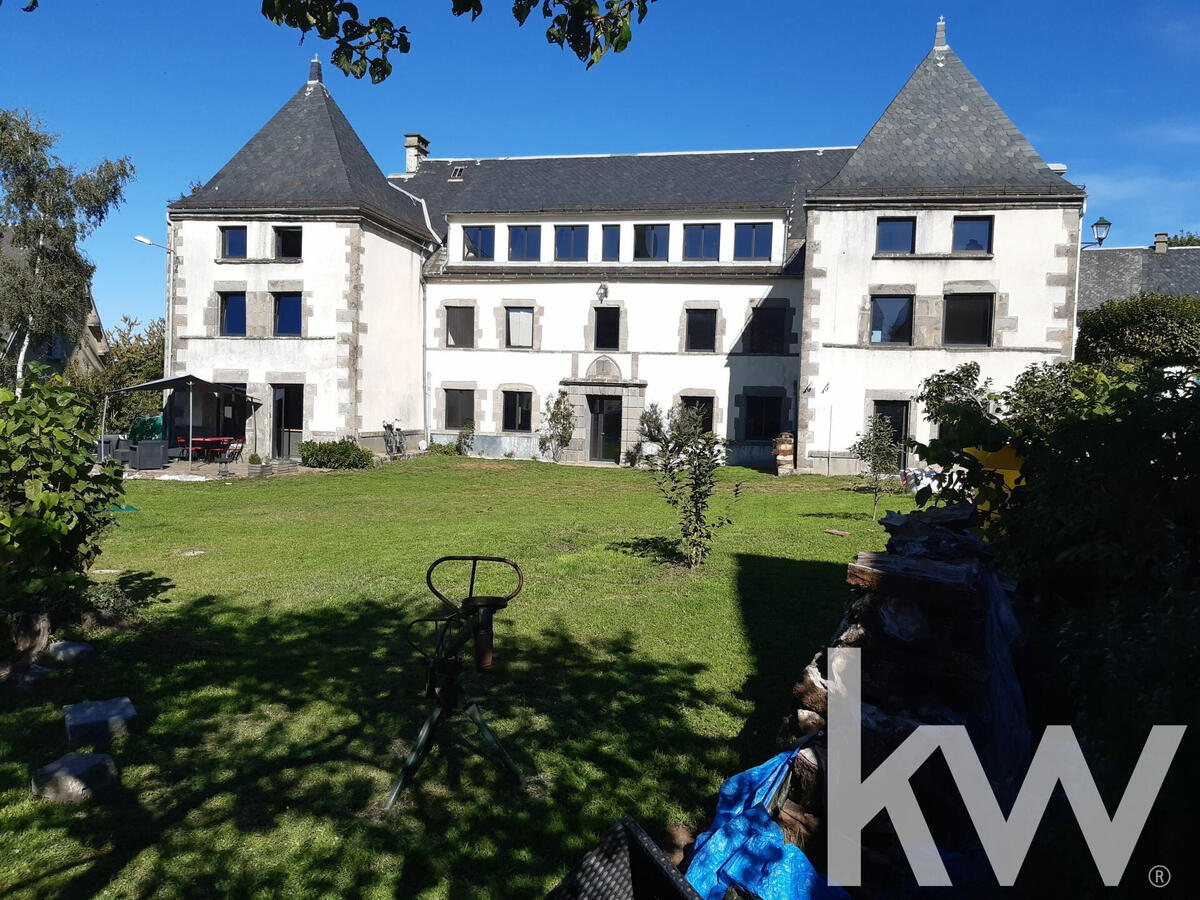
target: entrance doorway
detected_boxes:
[273,384,304,458]
[588,395,622,463]
[872,399,910,469]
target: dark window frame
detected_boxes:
[952,216,994,254]
[942,293,995,347]
[875,217,917,254]
[273,293,302,337]
[220,293,247,336]
[683,223,721,261]
[508,225,542,261]
[602,224,620,261]
[274,226,302,260]
[685,308,718,352]
[633,224,669,260]
[505,306,534,349]
[743,395,783,441]
[554,225,589,261]
[463,225,495,261]
[733,223,773,260]
[220,226,247,259]
[869,295,914,345]
[748,304,787,354]
[594,306,621,351]
[444,388,475,430]
[445,305,476,348]
[502,390,533,432]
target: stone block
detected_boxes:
[44,641,95,666]
[63,697,137,747]
[32,753,118,803]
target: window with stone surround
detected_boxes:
[744,395,782,440]
[685,309,717,352]
[445,389,474,429]
[680,395,715,432]
[274,227,302,259]
[505,307,534,349]
[274,293,302,336]
[220,226,246,259]
[220,294,246,336]
[463,226,495,260]
[869,296,913,344]
[446,306,475,348]
[943,294,994,346]
[594,307,621,350]
[509,225,542,261]
[502,391,532,432]
[748,305,786,354]
[876,217,916,254]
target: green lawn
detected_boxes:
[1,457,908,898]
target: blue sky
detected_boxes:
[2,1,1197,328]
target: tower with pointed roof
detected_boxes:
[795,18,1086,473]
[165,58,435,454]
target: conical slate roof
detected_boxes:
[170,59,433,240]
[811,21,1084,200]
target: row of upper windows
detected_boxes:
[442,304,787,354]
[442,388,781,440]
[218,226,303,260]
[462,222,774,262]
[218,293,301,336]
[875,216,994,255]
[870,293,995,347]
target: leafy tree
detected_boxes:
[1076,291,1200,367]
[537,390,574,461]
[1167,230,1200,247]
[647,405,738,567]
[13,0,657,84]
[848,413,904,520]
[0,108,132,394]
[67,315,165,433]
[1,365,124,674]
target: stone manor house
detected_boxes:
[165,21,1085,470]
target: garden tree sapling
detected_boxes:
[848,414,905,520]
[647,405,740,568]
[0,109,132,393]
[538,390,573,461]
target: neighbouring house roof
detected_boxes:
[395,147,855,243]
[810,21,1084,201]
[1078,245,1200,311]
[169,59,433,242]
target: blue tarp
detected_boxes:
[686,748,848,900]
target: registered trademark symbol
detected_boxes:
[1149,865,1171,887]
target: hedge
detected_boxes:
[297,438,374,469]
[1076,291,1200,366]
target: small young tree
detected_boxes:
[0,109,133,393]
[624,401,665,465]
[850,414,905,520]
[537,390,574,461]
[648,405,738,567]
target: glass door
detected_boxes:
[273,384,304,458]
[588,396,622,463]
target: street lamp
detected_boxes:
[596,281,609,303]
[1082,216,1111,248]
[134,232,180,462]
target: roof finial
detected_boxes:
[308,54,322,84]
[934,15,947,48]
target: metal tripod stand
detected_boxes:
[385,556,525,809]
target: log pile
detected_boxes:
[773,432,796,476]
[774,503,1022,895]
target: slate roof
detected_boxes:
[170,60,432,241]
[811,23,1084,200]
[394,148,855,243]
[1078,246,1200,311]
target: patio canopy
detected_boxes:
[100,374,261,468]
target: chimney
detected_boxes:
[1154,232,1169,254]
[308,54,322,84]
[934,15,947,48]
[405,133,430,173]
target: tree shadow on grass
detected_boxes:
[729,554,848,764]
[1,590,741,898]
[606,536,687,566]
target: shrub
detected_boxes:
[0,366,124,625]
[1076,291,1200,367]
[538,391,574,461]
[297,438,373,469]
[454,421,475,456]
[248,452,262,465]
[426,441,458,456]
[647,405,740,567]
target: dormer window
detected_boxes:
[274,226,302,259]
[463,225,495,260]
[449,166,466,181]
[633,224,668,260]
[555,225,588,261]
[684,224,720,261]
[509,225,541,261]
[734,223,772,260]
[220,226,247,259]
